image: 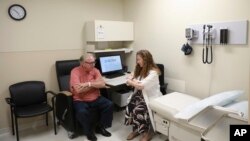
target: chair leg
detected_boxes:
[10,108,15,135]
[52,96,57,135]
[52,110,57,135]
[46,113,48,126]
[14,116,19,141]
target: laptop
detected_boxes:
[99,55,125,79]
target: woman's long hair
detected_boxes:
[134,50,160,79]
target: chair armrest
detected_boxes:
[45,91,57,108]
[58,91,73,96]
[52,91,73,106]
[46,90,57,96]
[54,91,74,115]
[5,98,15,106]
[51,91,73,106]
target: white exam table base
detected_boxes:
[169,121,202,141]
[153,112,204,141]
[150,92,202,141]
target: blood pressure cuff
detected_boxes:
[181,43,193,55]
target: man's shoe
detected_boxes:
[95,126,112,137]
[87,133,97,141]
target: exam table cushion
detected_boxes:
[149,92,201,121]
[174,90,244,121]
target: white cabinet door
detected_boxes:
[86,20,134,41]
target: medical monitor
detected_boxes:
[99,55,123,75]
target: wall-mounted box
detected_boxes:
[85,20,134,42]
[188,20,248,45]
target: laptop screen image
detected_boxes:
[99,55,123,75]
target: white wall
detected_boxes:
[124,0,250,99]
[0,0,124,133]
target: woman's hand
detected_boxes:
[126,74,133,80]
[126,79,144,90]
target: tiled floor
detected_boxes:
[0,110,168,141]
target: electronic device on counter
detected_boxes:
[99,55,125,79]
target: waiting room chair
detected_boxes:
[156,63,168,94]
[55,59,100,139]
[5,81,57,141]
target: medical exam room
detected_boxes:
[0,0,249,141]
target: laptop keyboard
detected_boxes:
[104,75,127,86]
[105,73,125,79]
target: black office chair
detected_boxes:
[5,81,57,141]
[156,64,167,94]
[55,59,100,139]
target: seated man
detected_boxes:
[70,53,113,141]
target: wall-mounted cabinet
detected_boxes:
[85,20,134,42]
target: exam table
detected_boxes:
[149,91,248,141]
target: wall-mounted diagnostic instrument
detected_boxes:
[185,20,248,64]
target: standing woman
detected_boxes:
[125,50,162,141]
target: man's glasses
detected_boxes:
[84,61,96,65]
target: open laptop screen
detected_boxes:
[99,55,123,75]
